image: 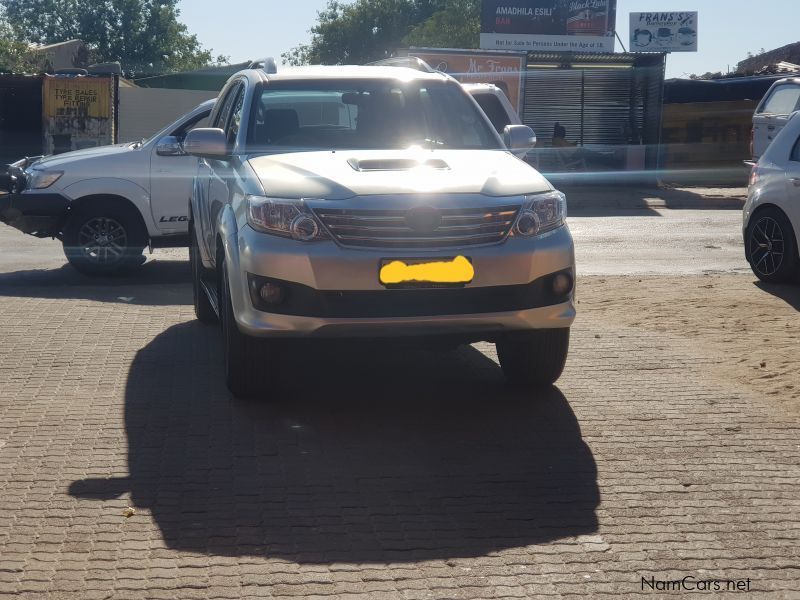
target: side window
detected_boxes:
[473,93,511,134]
[760,86,800,115]
[213,83,241,129]
[791,135,800,162]
[226,89,245,146]
[171,112,210,141]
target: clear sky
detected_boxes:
[177,0,799,79]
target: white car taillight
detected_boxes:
[749,168,760,187]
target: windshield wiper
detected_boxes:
[408,138,446,149]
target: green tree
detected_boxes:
[284,0,477,66]
[404,0,480,49]
[1,0,223,75]
[0,5,33,72]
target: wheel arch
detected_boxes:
[62,194,149,243]
[61,177,157,236]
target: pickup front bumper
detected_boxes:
[0,192,70,237]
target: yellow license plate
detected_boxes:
[379,256,474,287]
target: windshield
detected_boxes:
[246,80,502,152]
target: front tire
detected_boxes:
[496,328,570,389]
[221,259,274,399]
[746,207,798,284]
[62,204,146,275]
[189,218,216,324]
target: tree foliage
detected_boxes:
[283,0,480,66]
[0,0,223,75]
[0,5,34,72]
[404,0,479,50]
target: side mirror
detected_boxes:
[503,124,536,152]
[184,128,229,159]
[156,135,187,157]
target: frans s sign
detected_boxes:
[630,12,698,52]
[480,0,618,53]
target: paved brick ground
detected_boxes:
[0,261,798,598]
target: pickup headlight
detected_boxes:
[514,191,567,237]
[26,169,64,189]
[246,195,328,241]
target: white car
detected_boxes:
[744,111,800,283]
[752,78,800,161]
[462,83,522,133]
[0,100,213,274]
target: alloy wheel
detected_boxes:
[749,216,785,277]
[76,217,128,265]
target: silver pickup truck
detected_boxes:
[185,63,575,399]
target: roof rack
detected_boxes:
[248,57,277,74]
[366,56,437,73]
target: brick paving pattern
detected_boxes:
[0,265,798,598]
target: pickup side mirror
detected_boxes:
[184,128,229,159]
[503,124,536,152]
[156,135,187,157]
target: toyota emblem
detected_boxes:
[405,206,441,233]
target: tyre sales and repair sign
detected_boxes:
[480,1,617,53]
[43,76,115,154]
[630,12,698,52]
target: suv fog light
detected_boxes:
[515,210,540,237]
[290,214,320,241]
[259,282,285,304]
[552,272,573,296]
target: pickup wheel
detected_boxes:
[62,205,146,275]
[496,328,570,389]
[189,219,216,323]
[746,207,798,284]
[221,259,274,400]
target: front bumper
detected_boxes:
[0,192,70,237]
[227,223,576,338]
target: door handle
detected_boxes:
[767,125,776,131]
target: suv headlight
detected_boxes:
[513,191,567,237]
[246,195,328,241]
[26,169,63,189]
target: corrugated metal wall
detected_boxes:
[523,70,583,146]
[523,67,634,146]
[521,53,665,171]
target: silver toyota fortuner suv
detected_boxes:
[185,64,575,399]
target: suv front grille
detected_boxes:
[314,204,520,248]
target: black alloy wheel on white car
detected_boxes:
[62,204,146,275]
[746,207,798,284]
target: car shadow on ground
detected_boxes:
[563,184,744,217]
[70,321,599,562]
[754,281,800,311]
[0,260,191,305]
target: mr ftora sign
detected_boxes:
[480,0,618,53]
